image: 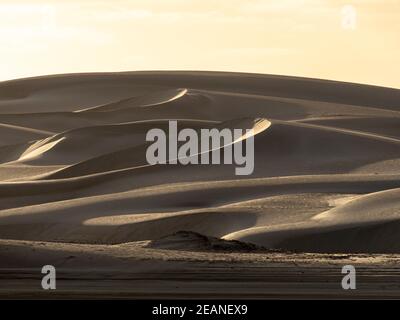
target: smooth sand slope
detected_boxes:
[0,71,400,298]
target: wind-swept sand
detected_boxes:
[0,71,400,298]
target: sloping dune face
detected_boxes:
[0,71,400,253]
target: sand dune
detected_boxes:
[224,188,400,253]
[75,88,189,112]
[0,71,399,254]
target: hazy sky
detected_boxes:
[1,0,399,88]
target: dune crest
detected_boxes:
[75,88,189,113]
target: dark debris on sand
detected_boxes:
[146,230,278,252]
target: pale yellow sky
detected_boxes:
[0,0,399,88]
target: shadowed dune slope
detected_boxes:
[224,188,400,253]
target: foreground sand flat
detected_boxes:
[0,71,400,298]
[1,239,400,299]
